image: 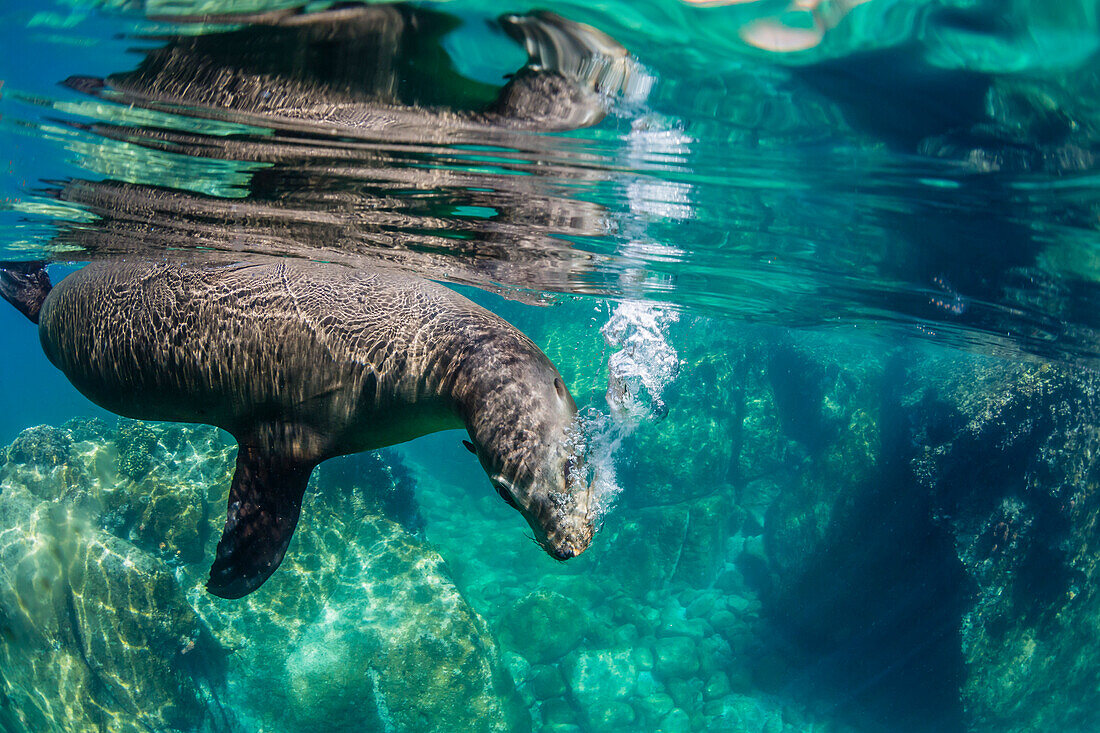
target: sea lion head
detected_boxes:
[462,348,594,560]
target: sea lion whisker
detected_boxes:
[524,531,555,556]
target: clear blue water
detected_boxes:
[1,2,1100,732]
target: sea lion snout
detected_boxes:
[549,539,582,561]
[542,516,594,561]
[526,461,595,561]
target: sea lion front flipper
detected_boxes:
[207,444,315,599]
[0,261,51,324]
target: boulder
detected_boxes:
[565,648,638,707]
[5,425,72,468]
[0,487,227,733]
[908,357,1100,732]
[192,497,529,733]
[653,636,699,680]
[1,426,80,501]
[496,590,587,664]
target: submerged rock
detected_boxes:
[0,487,227,733]
[527,664,568,699]
[653,636,699,680]
[565,648,639,708]
[703,693,785,732]
[0,419,525,733]
[907,357,1100,732]
[1,425,90,503]
[497,590,587,664]
[5,425,72,468]
[62,416,110,443]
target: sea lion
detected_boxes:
[0,259,594,598]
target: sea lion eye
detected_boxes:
[493,481,518,509]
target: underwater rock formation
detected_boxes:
[5,424,72,468]
[728,332,1100,733]
[904,356,1100,733]
[0,486,227,733]
[0,418,521,733]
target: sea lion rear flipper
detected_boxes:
[207,444,315,599]
[0,261,51,324]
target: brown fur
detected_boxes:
[36,259,593,597]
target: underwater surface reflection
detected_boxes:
[1,1,1100,732]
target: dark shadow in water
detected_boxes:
[787,11,1100,367]
[759,354,971,733]
[791,43,994,152]
[767,344,839,454]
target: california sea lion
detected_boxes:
[0,259,594,598]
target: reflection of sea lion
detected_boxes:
[0,259,594,598]
[65,4,641,134]
[48,4,643,300]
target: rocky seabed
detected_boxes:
[3,331,1100,733]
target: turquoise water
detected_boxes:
[1,1,1100,732]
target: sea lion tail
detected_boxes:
[0,261,52,324]
[207,443,316,599]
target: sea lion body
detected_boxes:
[23,259,593,596]
[40,261,472,453]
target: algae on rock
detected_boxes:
[0,417,527,733]
[5,424,72,468]
[190,496,530,733]
[0,486,228,733]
